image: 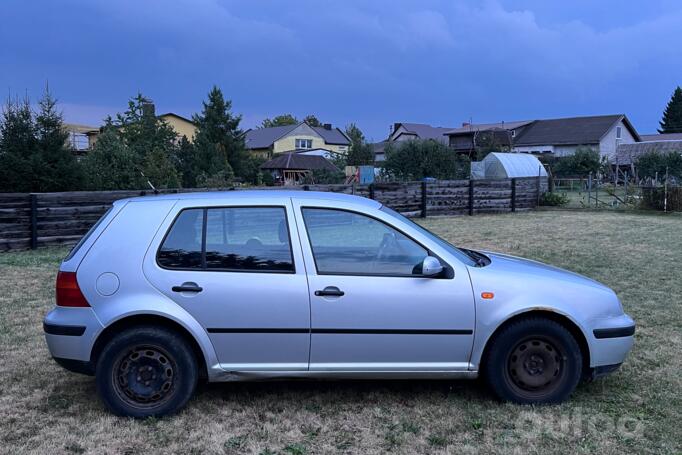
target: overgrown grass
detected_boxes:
[0,211,680,454]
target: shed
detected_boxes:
[260,152,340,185]
[471,152,547,179]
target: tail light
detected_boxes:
[56,271,90,307]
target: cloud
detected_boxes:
[1,0,681,137]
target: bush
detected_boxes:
[636,150,682,181]
[306,169,345,184]
[548,147,601,177]
[540,192,569,206]
[382,139,470,181]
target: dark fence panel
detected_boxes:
[0,177,547,252]
[640,186,682,211]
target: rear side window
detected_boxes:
[157,209,204,269]
[157,206,294,273]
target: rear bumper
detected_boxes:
[43,307,103,363]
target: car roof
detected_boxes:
[119,190,382,208]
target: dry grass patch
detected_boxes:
[0,210,680,454]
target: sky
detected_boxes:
[1,0,681,141]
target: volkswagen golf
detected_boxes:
[43,191,635,417]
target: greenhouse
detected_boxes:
[470,152,548,179]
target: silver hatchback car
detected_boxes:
[44,191,635,417]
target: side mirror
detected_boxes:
[419,256,444,277]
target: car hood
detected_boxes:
[479,251,614,294]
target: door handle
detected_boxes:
[172,283,203,293]
[315,286,344,297]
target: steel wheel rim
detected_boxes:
[505,335,566,399]
[112,344,177,409]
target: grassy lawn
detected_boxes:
[0,210,680,454]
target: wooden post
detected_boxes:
[511,178,517,212]
[30,194,38,250]
[369,183,375,200]
[588,173,592,207]
[624,171,628,203]
[664,166,669,213]
[536,166,541,207]
[420,181,427,218]
[302,185,310,191]
[468,179,475,216]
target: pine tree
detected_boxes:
[191,86,247,186]
[34,88,83,191]
[658,86,682,133]
[0,89,82,192]
[81,125,141,190]
[174,135,198,188]
[115,94,180,188]
[0,96,37,192]
[143,146,180,189]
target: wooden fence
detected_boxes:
[0,177,547,252]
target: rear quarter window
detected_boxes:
[64,207,113,262]
[157,209,204,269]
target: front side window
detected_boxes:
[302,208,427,276]
[295,138,313,149]
[157,207,294,272]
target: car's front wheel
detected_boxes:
[95,326,198,418]
[484,317,582,404]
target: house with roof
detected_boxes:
[510,115,639,161]
[157,112,198,142]
[243,122,350,158]
[388,123,453,144]
[442,115,639,162]
[640,133,682,142]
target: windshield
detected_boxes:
[379,206,479,266]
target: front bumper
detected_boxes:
[43,306,104,365]
[588,313,635,368]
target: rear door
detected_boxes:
[143,197,311,371]
[292,199,476,373]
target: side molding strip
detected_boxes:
[207,328,473,335]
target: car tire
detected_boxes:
[95,326,198,418]
[484,317,582,404]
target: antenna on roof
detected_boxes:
[140,170,157,193]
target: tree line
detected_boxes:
[0,87,377,192]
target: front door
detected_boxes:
[292,201,475,372]
[144,201,310,371]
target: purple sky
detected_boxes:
[2,0,681,141]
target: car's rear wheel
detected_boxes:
[484,317,582,404]
[96,326,198,418]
